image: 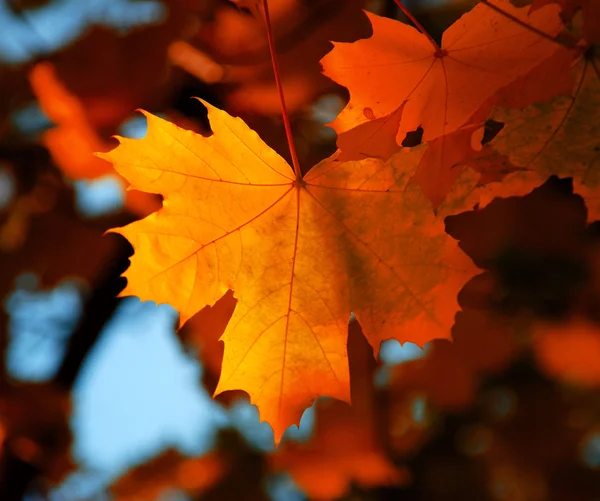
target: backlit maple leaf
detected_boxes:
[531,0,600,44]
[100,102,476,441]
[489,52,598,177]
[321,0,565,145]
[467,49,600,218]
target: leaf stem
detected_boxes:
[479,0,575,48]
[259,0,302,179]
[393,0,443,56]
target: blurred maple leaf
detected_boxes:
[110,429,270,501]
[100,101,477,441]
[533,318,600,386]
[110,448,224,501]
[176,0,371,116]
[29,62,113,181]
[29,61,160,217]
[0,382,73,485]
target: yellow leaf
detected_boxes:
[100,101,477,442]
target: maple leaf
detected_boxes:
[492,41,575,108]
[321,0,565,145]
[101,101,476,441]
[490,52,598,179]
[334,104,405,163]
[410,124,486,210]
[531,0,600,43]
[417,43,575,209]
[469,49,600,217]
[405,119,526,210]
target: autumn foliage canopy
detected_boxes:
[1,0,600,500]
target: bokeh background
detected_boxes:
[1,1,600,500]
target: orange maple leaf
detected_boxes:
[465,48,600,218]
[100,101,476,442]
[531,0,600,43]
[321,0,564,146]
[334,104,405,163]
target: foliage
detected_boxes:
[1,0,600,500]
